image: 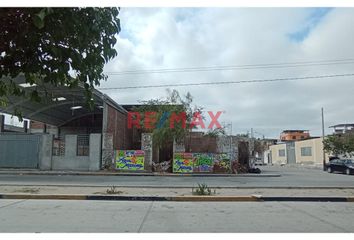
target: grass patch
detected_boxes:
[192,183,216,196]
[13,187,40,194]
[106,186,123,195]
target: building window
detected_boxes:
[301,136,305,139]
[279,149,285,157]
[301,147,312,156]
[77,135,90,156]
[292,136,296,140]
[53,137,65,156]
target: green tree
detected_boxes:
[0,8,121,117]
[204,127,226,137]
[323,133,354,157]
[132,89,203,149]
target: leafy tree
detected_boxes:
[323,133,354,157]
[204,127,226,137]
[132,89,203,149]
[0,8,121,117]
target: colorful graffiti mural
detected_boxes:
[173,152,232,173]
[173,153,194,173]
[213,153,231,173]
[193,153,213,172]
[115,150,145,170]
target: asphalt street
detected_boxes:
[0,199,353,232]
[0,166,353,188]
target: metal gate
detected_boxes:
[0,134,40,168]
[286,142,296,164]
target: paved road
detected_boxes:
[0,199,353,232]
[0,166,353,187]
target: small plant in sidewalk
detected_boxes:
[192,183,216,195]
[106,186,123,195]
[13,187,40,194]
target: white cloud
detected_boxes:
[102,7,354,138]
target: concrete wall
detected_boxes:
[173,139,185,153]
[38,134,53,170]
[52,135,89,171]
[141,133,153,171]
[295,137,329,165]
[38,134,102,171]
[270,144,287,164]
[89,134,102,171]
[216,136,239,161]
[263,150,271,164]
[101,133,113,169]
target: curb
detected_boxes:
[170,196,260,201]
[1,194,354,202]
[2,184,354,189]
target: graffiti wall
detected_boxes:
[173,153,194,173]
[193,153,214,172]
[213,153,231,173]
[115,150,145,170]
[173,152,232,173]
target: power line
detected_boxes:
[97,73,354,90]
[104,58,354,75]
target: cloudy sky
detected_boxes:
[99,7,354,138]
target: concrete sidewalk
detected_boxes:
[1,185,354,197]
[0,169,280,177]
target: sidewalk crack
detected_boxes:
[0,199,28,210]
[138,201,154,233]
[280,202,349,232]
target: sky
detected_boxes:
[97,7,354,139]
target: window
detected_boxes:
[292,136,296,140]
[53,137,65,156]
[279,149,285,157]
[301,147,312,156]
[300,136,305,139]
[77,135,90,156]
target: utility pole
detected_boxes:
[229,122,233,173]
[250,128,254,168]
[321,107,326,171]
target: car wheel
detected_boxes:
[346,168,352,175]
[327,167,332,173]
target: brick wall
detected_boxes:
[106,104,133,150]
[185,134,217,153]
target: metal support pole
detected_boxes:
[321,107,326,171]
[0,114,4,133]
[23,120,28,133]
[229,122,233,173]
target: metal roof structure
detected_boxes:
[281,130,309,133]
[329,124,354,128]
[0,75,126,127]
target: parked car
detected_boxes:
[326,159,354,175]
[254,157,264,166]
